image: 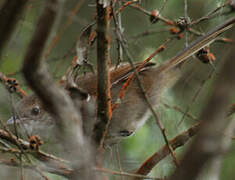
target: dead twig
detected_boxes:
[92,1,112,150]
[0,72,27,98]
[95,167,164,180]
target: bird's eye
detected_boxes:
[119,130,133,137]
[31,106,40,116]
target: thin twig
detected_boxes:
[44,0,86,58]
[184,0,189,47]
[0,158,71,178]
[115,0,138,14]
[179,69,214,125]
[0,72,27,98]
[131,4,174,25]
[0,129,69,164]
[95,167,164,180]
[162,103,197,120]
[190,1,230,25]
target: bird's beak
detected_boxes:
[7,116,20,125]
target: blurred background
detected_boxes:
[0,0,234,179]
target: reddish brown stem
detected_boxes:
[92,1,112,150]
[134,123,200,178]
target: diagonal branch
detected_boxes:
[21,0,96,179]
[134,123,200,178]
[169,28,235,180]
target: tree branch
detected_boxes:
[134,123,200,178]
[0,0,28,59]
[21,1,96,179]
[169,28,235,180]
[92,0,112,149]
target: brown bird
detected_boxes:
[7,18,235,145]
